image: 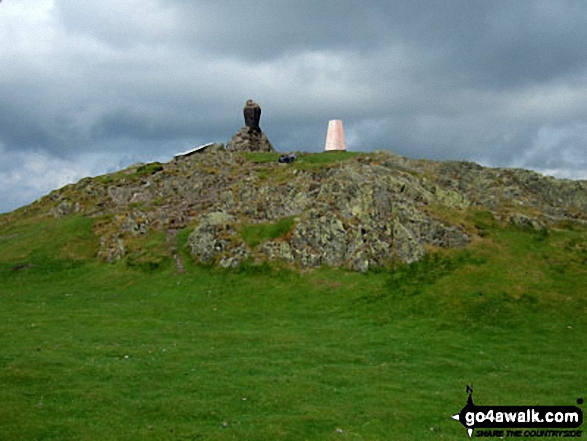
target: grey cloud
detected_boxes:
[166,1,587,90]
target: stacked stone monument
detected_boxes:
[226,100,274,152]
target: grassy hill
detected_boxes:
[0,152,586,440]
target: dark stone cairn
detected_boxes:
[226,100,274,152]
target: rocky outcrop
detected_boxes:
[28,150,587,271]
[186,211,249,268]
[226,127,274,152]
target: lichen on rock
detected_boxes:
[187,211,250,267]
[25,148,586,271]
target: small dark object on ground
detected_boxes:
[278,153,297,164]
[12,263,34,271]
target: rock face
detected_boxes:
[24,150,587,271]
[186,211,249,269]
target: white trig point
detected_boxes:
[324,119,347,152]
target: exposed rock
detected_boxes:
[22,148,587,271]
[348,250,370,273]
[120,210,150,235]
[219,244,249,269]
[393,221,425,264]
[97,234,126,262]
[226,127,274,152]
[204,142,226,154]
[52,201,73,217]
[262,240,295,264]
[186,212,249,267]
[509,212,546,231]
[291,210,349,267]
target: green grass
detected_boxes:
[135,162,164,177]
[244,151,364,169]
[0,215,586,440]
[124,231,172,271]
[0,215,98,271]
[240,216,296,247]
[243,152,282,163]
[293,152,364,172]
[296,151,362,164]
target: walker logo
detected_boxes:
[451,386,584,438]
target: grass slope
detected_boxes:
[0,213,585,440]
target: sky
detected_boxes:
[2,0,587,213]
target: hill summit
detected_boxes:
[5,150,587,272]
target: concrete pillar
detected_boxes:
[324,119,347,151]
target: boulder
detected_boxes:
[186,212,249,266]
[226,127,274,152]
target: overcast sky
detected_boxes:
[2,1,587,213]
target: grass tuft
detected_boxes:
[135,162,164,176]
